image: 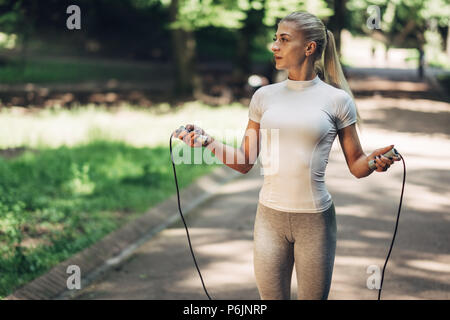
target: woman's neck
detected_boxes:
[287,64,316,81]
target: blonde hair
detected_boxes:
[280,11,363,132]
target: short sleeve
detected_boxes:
[248,88,263,123]
[335,96,357,130]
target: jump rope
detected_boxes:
[169,126,406,300]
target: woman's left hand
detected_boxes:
[369,145,401,172]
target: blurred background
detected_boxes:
[0,0,449,299]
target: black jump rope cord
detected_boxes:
[170,135,405,301]
[169,135,212,300]
[378,151,406,300]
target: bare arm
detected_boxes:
[338,123,400,178]
[206,119,261,174]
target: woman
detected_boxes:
[172,11,401,300]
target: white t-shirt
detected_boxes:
[248,74,357,213]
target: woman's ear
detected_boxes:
[305,41,317,57]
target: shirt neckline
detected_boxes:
[285,74,320,91]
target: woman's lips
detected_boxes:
[275,56,282,60]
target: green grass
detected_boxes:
[0,139,222,298]
[0,102,250,298]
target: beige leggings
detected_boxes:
[253,201,337,300]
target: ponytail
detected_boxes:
[318,29,364,133]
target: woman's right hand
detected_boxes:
[172,124,214,147]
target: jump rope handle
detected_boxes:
[175,125,212,147]
[368,147,400,170]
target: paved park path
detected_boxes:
[71,67,450,300]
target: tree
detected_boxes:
[164,0,246,98]
[346,0,450,78]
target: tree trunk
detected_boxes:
[418,47,424,79]
[328,0,347,57]
[446,22,450,58]
[232,29,251,88]
[20,30,29,77]
[232,7,265,90]
[168,0,200,99]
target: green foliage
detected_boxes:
[262,0,332,26]
[0,0,24,34]
[0,140,220,297]
[165,0,247,31]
